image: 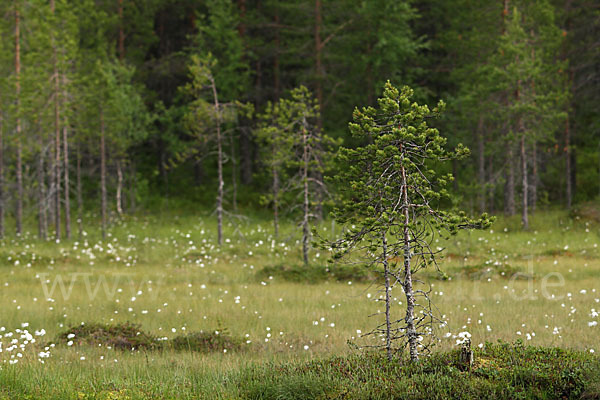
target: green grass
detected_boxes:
[0,209,598,398]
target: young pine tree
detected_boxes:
[259,87,336,264]
[328,82,492,361]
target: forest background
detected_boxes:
[0,0,598,238]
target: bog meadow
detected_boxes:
[0,0,599,399]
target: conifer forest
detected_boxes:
[0,1,599,399]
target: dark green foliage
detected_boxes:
[56,322,160,351]
[235,342,600,400]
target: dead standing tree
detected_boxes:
[325,83,492,361]
[183,54,244,246]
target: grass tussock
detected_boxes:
[457,263,529,280]
[56,322,161,351]
[56,322,247,354]
[237,341,600,400]
[257,263,375,284]
[570,202,600,224]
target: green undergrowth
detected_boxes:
[235,341,600,400]
[257,263,376,284]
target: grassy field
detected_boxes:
[0,210,599,398]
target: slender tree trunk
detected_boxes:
[516,72,528,229]
[531,141,537,214]
[37,150,47,240]
[273,164,279,238]
[229,134,237,212]
[116,159,123,217]
[565,115,572,209]
[505,145,516,215]
[76,145,83,240]
[302,123,310,266]
[209,77,224,246]
[100,109,107,241]
[401,146,418,361]
[15,4,23,236]
[477,117,486,212]
[529,35,537,216]
[520,136,528,229]
[52,0,62,241]
[128,161,136,213]
[382,231,392,361]
[0,110,4,239]
[487,148,495,214]
[63,122,70,239]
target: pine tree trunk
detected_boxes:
[520,136,529,229]
[15,4,23,236]
[477,117,486,212]
[209,77,224,246]
[488,149,495,214]
[37,151,47,240]
[116,159,123,217]
[63,120,71,239]
[382,232,392,361]
[401,147,418,361]
[76,145,83,240]
[302,123,310,266]
[100,109,107,241]
[128,161,136,213]
[505,145,516,215]
[531,141,537,214]
[230,134,237,212]
[565,115,572,209]
[51,0,61,241]
[272,164,279,238]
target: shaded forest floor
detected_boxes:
[0,210,599,399]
